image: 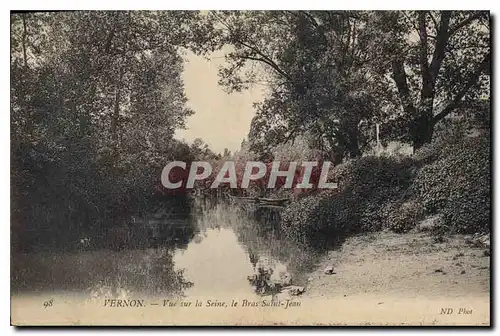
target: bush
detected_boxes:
[280,133,490,247]
[413,136,490,233]
[333,155,415,232]
[280,193,328,246]
[281,155,415,248]
[383,200,425,233]
[280,192,358,249]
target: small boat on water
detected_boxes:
[227,195,291,208]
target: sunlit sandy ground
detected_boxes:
[11,231,490,326]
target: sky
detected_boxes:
[175,50,266,155]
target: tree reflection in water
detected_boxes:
[84,213,198,300]
[88,248,193,300]
[12,200,323,300]
[235,205,320,286]
[192,201,321,295]
[12,212,198,299]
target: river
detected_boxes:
[11,202,320,302]
[11,202,491,326]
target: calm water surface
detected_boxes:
[11,203,319,300]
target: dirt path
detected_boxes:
[306,231,490,298]
[299,230,490,325]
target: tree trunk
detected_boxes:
[111,86,121,142]
[411,112,434,150]
[323,132,343,165]
[20,14,33,138]
[346,129,361,158]
[346,142,361,158]
[331,151,344,166]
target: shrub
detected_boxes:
[280,192,359,249]
[384,200,425,233]
[413,135,490,233]
[333,155,415,231]
[280,193,330,246]
[281,155,415,248]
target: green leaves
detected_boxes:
[281,155,416,247]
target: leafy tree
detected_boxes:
[188,10,490,157]
[10,11,199,249]
[363,11,490,149]
[189,11,379,163]
[190,138,219,160]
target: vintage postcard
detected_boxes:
[10,10,491,326]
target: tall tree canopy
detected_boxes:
[363,11,490,149]
[189,11,378,163]
[188,10,490,160]
[11,11,198,239]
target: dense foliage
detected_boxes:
[189,11,490,160]
[281,128,490,247]
[10,12,205,251]
[413,135,490,233]
[11,11,491,253]
[281,156,415,247]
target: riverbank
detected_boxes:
[300,230,490,325]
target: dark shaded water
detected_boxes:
[11,202,320,299]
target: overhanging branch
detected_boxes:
[448,12,486,37]
[432,51,490,124]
